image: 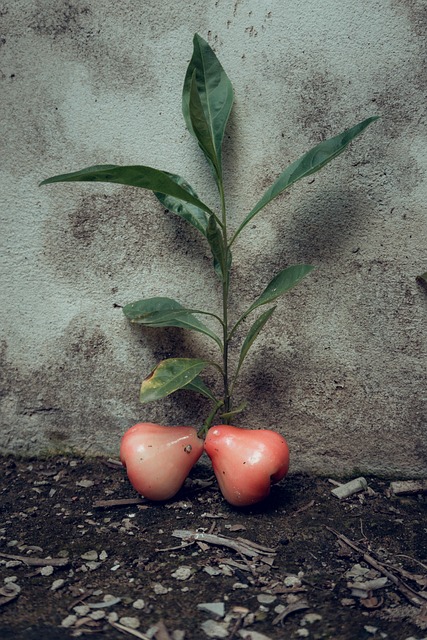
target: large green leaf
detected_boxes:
[139,358,209,403]
[189,70,221,182]
[232,116,379,242]
[247,265,315,315]
[41,164,214,215]
[183,376,218,402]
[182,33,234,181]
[235,306,276,378]
[123,297,222,348]
[154,173,211,237]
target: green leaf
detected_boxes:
[139,358,209,403]
[236,307,276,378]
[123,297,222,349]
[232,116,379,241]
[182,33,234,181]
[183,376,218,402]
[153,173,211,237]
[247,265,315,315]
[189,70,221,182]
[41,164,214,215]
[206,214,230,281]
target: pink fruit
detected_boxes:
[204,425,289,506]
[120,422,204,500]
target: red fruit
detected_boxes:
[204,425,289,506]
[120,422,204,500]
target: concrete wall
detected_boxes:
[1,0,426,475]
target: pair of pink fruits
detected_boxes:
[120,423,289,507]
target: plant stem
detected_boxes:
[219,181,231,419]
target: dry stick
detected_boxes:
[272,601,310,626]
[172,529,276,559]
[93,497,146,508]
[0,551,69,567]
[326,526,426,607]
[109,621,151,639]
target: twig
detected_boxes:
[326,526,426,606]
[109,621,151,639]
[172,529,276,559]
[93,497,146,508]
[291,499,315,516]
[0,552,69,567]
[395,554,427,572]
[272,601,309,625]
[389,480,427,496]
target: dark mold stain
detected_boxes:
[29,1,91,38]
[43,188,214,291]
[66,325,109,360]
[27,0,159,93]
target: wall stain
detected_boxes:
[27,0,159,93]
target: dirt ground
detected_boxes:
[0,456,426,640]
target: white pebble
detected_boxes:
[61,614,77,628]
[284,575,301,587]
[257,594,277,605]
[108,612,119,623]
[4,576,18,583]
[132,599,145,610]
[171,566,192,580]
[197,602,225,618]
[303,613,323,625]
[119,616,140,629]
[74,605,90,616]
[51,579,65,591]
[89,610,105,620]
[237,631,274,640]
[99,550,108,561]
[201,619,229,638]
[81,550,98,561]
[153,582,169,595]
[40,566,54,576]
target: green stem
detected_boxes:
[219,181,231,419]
[197,400,224,438]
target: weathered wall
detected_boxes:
[1,0,426,475]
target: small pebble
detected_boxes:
[296,630,310,638]
[76,479,94,488]
[108,612,119,623]
[284,575,301,588]
[40,566,54,576]
[153,583,169,595]
[132,599,145,610]
[81,550,98,561]
[232,582,248,589]
[89,610,105,620]
[204,566,222,576]
[302,613,323,625]
[201,619,229,638]
[74,605,90,616]
[257,594,276,605]
[4,576,18,584]
[99,550,108,561]
[197,602,225,618]
[61,614,77,628]
[237,630,273,640]
[51,579,65,591]
[171,566,192,580]
[119,616,140,629]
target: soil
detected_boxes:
[0,456,426,640]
